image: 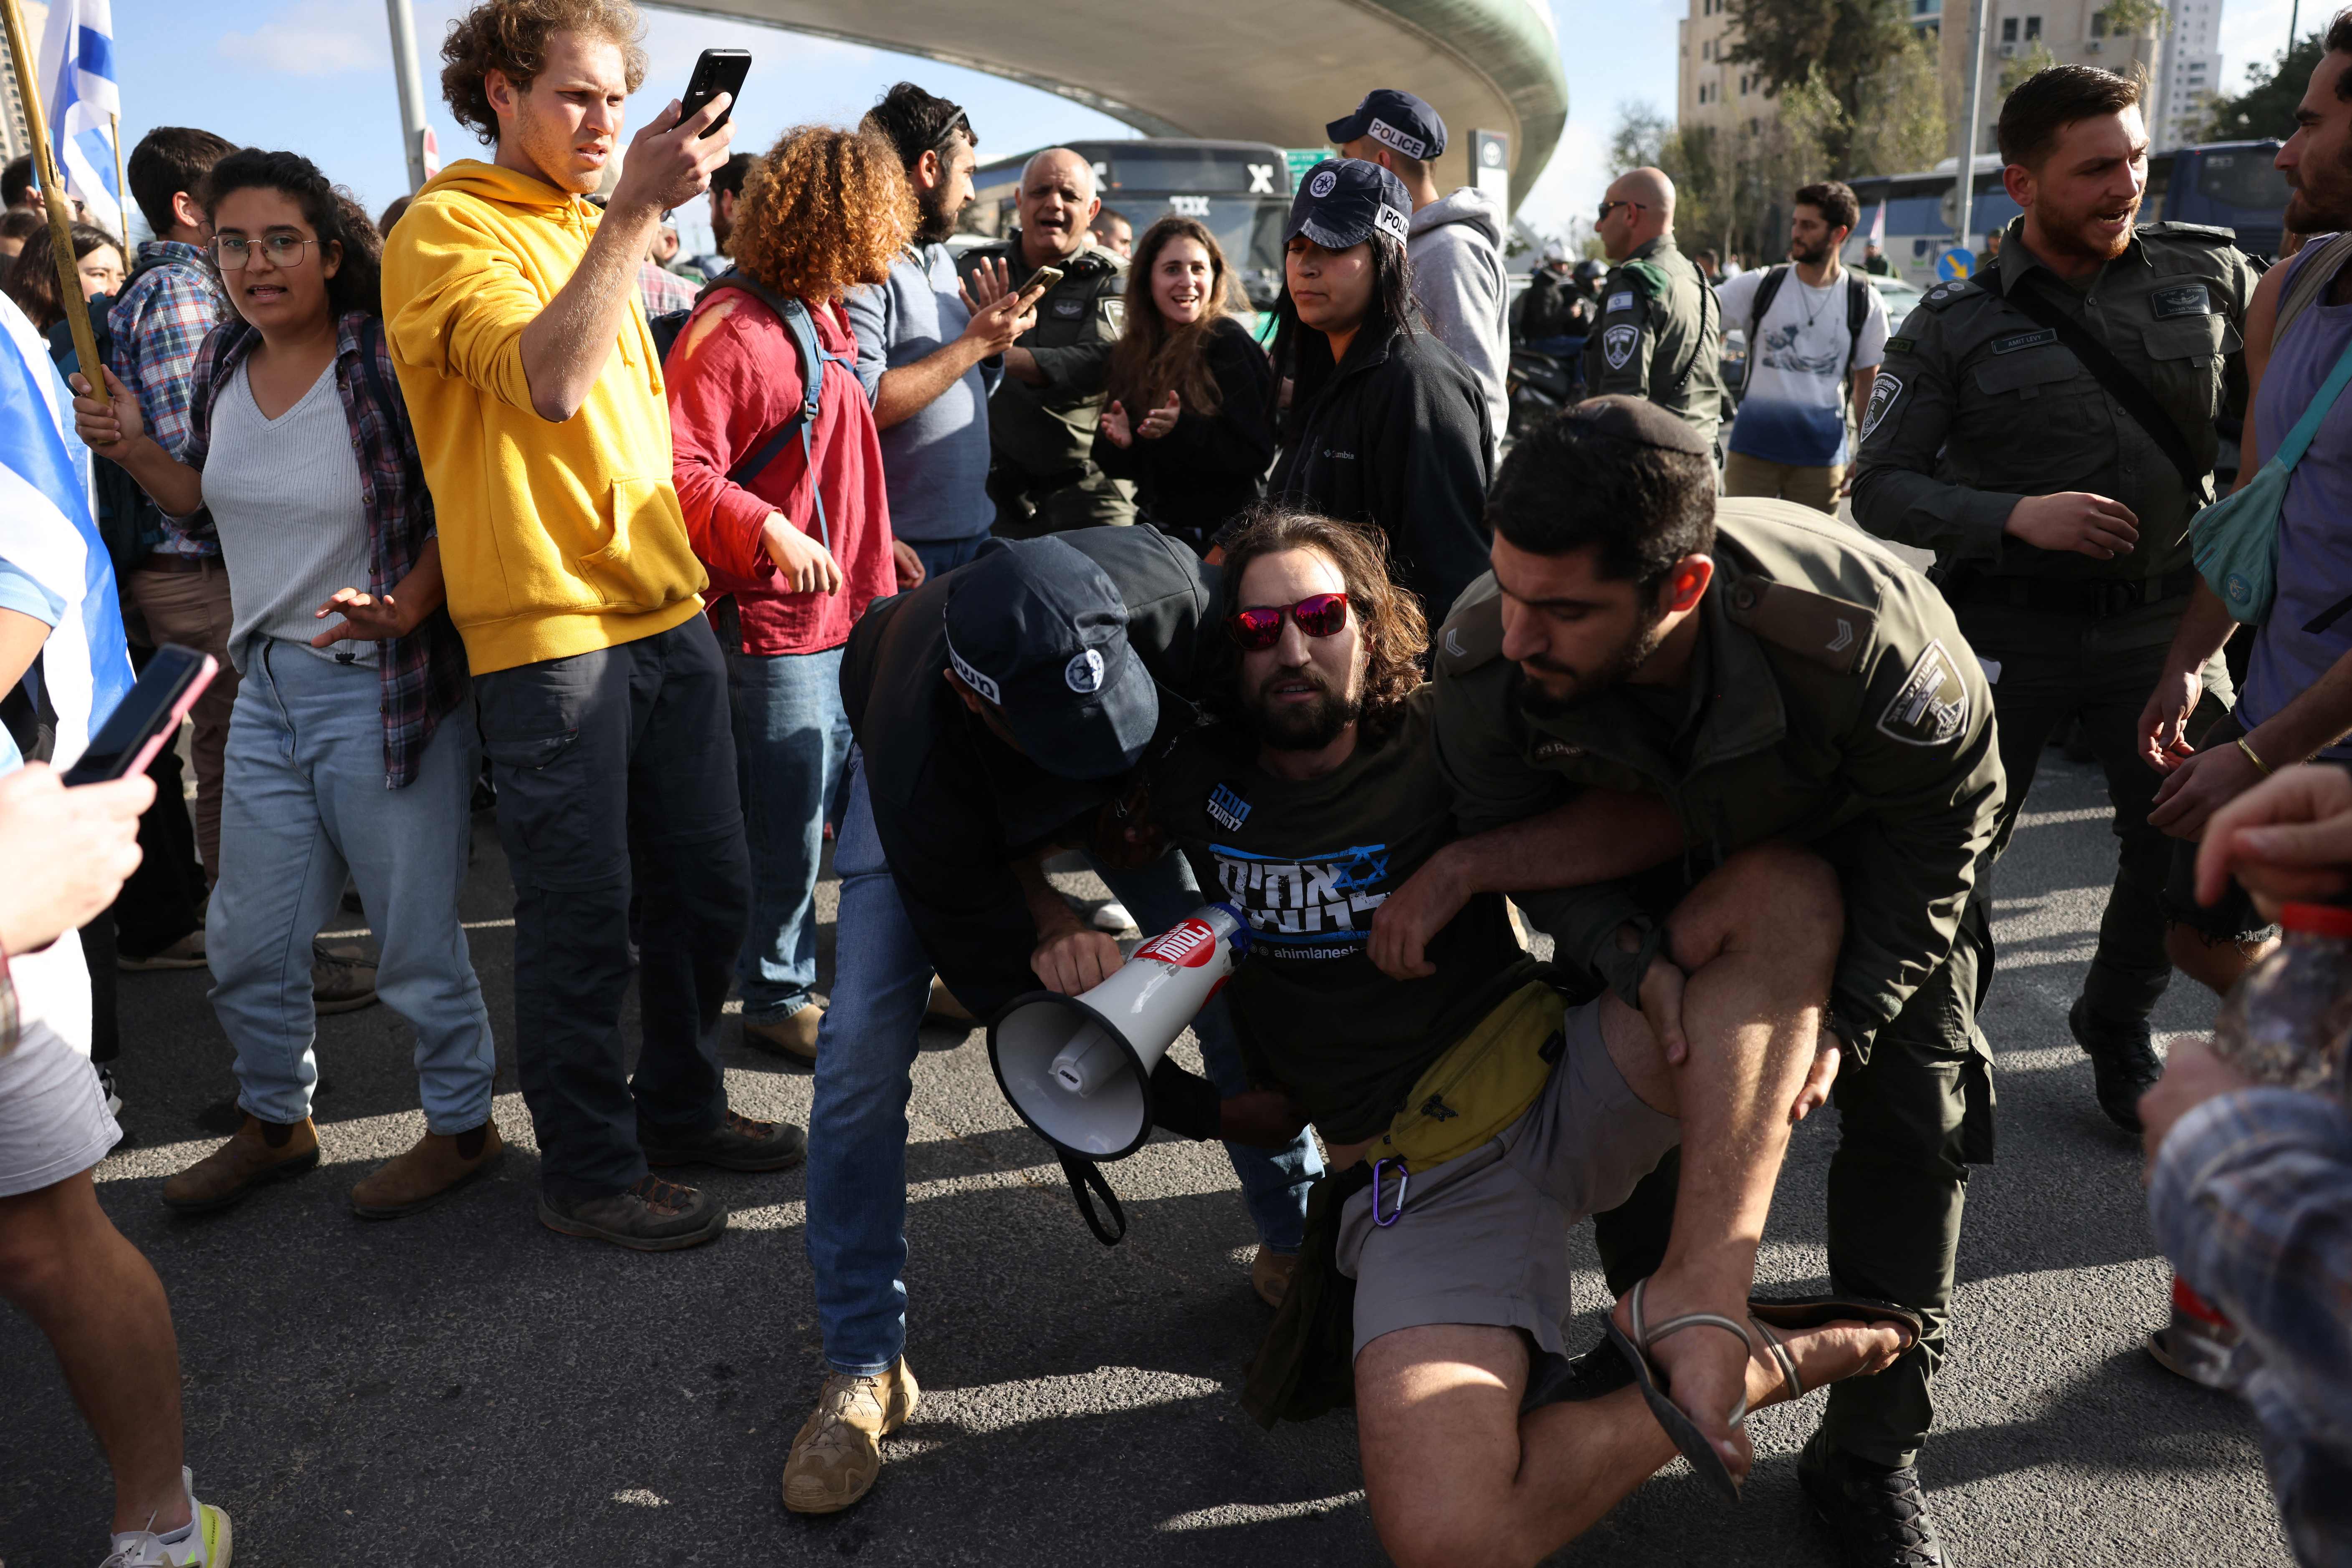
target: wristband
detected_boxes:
[2236,736,2273,778]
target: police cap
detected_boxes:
[941,538,1160,781]
[1286,159,1411,252]
[1563,394,1713,458]
[1325,89,1448,161]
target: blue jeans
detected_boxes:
[909,534,989,583]
[209,640,493,1133]
[725,641,851,1024]
[805,752,1321,1375]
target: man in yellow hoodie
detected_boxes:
[382,0,804,1251]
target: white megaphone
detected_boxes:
[989,902,1252,1159]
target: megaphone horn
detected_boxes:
[988,903,1251,1160]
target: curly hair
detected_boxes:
[1106,215,1236,418]
[1209,508,1426,746]
[202,149,385,319]
[440,0,647,145]
[728,126,915,303]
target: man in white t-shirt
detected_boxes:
[1716,180,1889,513]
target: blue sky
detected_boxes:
[91,0,1673,253]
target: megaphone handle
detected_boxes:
[1058,1153,1128,1247]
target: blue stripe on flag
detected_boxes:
[74,23,114,79]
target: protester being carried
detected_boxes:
[1092,214,1276,556]
[668,124,913,1064]
[74,149,499,1223]
[383,0,799,1252]
[1268,158,1490,619]
[847,83,1035,582]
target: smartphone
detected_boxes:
[1022,265,1067,298]
[61,645,216,787]
[676,48,750,138]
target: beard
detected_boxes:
[914,180,961,245]
[1512,612,1666,721]
[1790,235,1832,268]
[1243,663,1362,751]
[2033,190,2142,268]
[2286,139,2352,235]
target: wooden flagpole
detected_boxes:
[2,0,107,405]
[109,110,126,238]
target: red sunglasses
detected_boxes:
[1228,592,1350,651]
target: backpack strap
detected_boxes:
[2277,232,2352,341]
[706,271,842,553]
[1747,264,1789,355]
[1845,273,1870,367]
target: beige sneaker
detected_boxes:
[743,1007,822,1062]
[781,1358,921,1514]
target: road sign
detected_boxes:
[1936,248,1975,281]
[1285,149,1324,190]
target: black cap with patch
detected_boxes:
[1286,158,1412,252]
[1560,394,1713,458]
[941,538,1160,781]
[1325,89,1448,162]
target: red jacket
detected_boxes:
[668,290,896,655]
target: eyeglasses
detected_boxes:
[1228,592,1350,651]
[211,235,317,270]
[1596,198,1648,222]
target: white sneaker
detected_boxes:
[101,1468,231,1566]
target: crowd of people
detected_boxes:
[8,0,2352,1563]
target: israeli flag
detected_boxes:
[35,0,124,240]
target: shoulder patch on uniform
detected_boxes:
[1436,593,1506,676]
[1876,637,1971,746]
[1883,335,1917,356]
[2150,281,2213,319]
[1621,259,1670,298]
[1723,578,1877,675]
[1918,280,1979,311]
[1100,297,1125,331]
[2142,220,2239,245]
[1602,322,1639,369]
[1990,328,2057,354]
[1859,371,1903,444]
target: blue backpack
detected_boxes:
[651,268,845,550]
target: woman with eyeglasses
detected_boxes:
[1266,159,1491,620]
[1091,215,1276,556]
[71,149,499,1223]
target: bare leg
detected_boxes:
[1603,842,1845,1482]
[2165,923,2273,998]
[0,1168,192,1535]
[1357,1314,1908,1568]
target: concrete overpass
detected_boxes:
[649,0,1567,210]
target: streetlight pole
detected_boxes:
[1953,0,1990,267]
[387,0,432,194]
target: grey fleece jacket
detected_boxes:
[1407,187,1509,464]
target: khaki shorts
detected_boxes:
[1336,997,1679,1360]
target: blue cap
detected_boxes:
[1286,159,1411,251]
[941,538,1160,781]
[1325,89,1447,162]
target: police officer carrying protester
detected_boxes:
[1588,165,1729,452]
[1852,65,2266,1134]
[1374,397,2003,1568]
[957,147,1133,536]
[783,528,1322,1516]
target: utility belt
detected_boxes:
[1940,564,2199,620]
[1240,979,1570,1428]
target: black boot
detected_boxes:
[2069,998,2162,1133]
[1798,1433,1947,1567]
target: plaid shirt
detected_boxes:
[639,259,699,320]
[107,241,226,559]
[2151,1086,2352,1567]
[178,312,469,789]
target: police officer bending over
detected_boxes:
[1129,507,1914,1567]
[957,148,1133,536]
[1853,66,2266,1135]
[1378,399,2003,1568]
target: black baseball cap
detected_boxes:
[1325,89,1447,162]
[941,538,1160,781]
[1286,159,1411,251]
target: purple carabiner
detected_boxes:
[1371,1157,1410,1227]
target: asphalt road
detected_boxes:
[0,749,2297,1567]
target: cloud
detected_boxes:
[215,20,384,76]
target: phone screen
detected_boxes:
[61,645,216,787]
[677,48,750,137]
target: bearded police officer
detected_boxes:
[1587,166,1728,452]
[1851,66,2266,1135]
[784,528,1321,1516]
[956,147,1133,536]
[1376,399,2002,1568]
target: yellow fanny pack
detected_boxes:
[1369,980,1567,1172]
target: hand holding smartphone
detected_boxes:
[62,645,217,787]
[675,48,750,138]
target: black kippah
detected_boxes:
[1564,394,1712,458]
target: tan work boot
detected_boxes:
[162,1114,320,1213]
[1252,1245,1298,1309]
[782,1358,921,1515]
[743,1006,822,1062]
[350,1121,506,1220]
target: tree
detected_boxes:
[2204,32,2326,141]
[1722,0,1919,173]
[2000,41,2060,97]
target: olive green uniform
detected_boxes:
[1851,217,2265,1027]
[1432,497,2006,1469]
[1585,236,1729,453]
[956,233,1134,536]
